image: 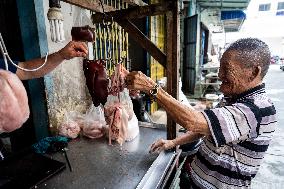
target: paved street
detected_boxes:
[252,64,284,189]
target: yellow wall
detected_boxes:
[150,0,166,113]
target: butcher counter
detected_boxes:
[36,125,179,189]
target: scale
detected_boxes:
[0,151,65,189]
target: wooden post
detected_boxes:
[16,0,50,140]
[166,0,180,140]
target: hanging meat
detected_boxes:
[71,26,109,106]
[71,26,94,42]
[109,63,128,96]
[104,101,129,145]
[105,64,139,145]
[83,59,109,107]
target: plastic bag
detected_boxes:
[119,89,134,120]
[126,113,139,142]
[58,111,81,139]
[104,89,139,145]
[82,104,106,139]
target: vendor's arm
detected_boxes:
[16,41,88,80]
[150,131,203,153]
[126,71,210,136]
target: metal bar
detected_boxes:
[115,0,119,63]
[161,149,182,188]
[136,151,176,189]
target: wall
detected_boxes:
[42,1,92,131]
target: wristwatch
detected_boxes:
[149,84,160,101]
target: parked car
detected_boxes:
[271,55,280,64]
[280,57,284,71]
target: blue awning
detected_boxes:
[276,11,284,16]
[221,10,246,20]
[221,10,246,32]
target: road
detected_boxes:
[252,64,284,189]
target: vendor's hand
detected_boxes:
[149,139,176,153]
[125,71,156,93]
[58,41,88,60]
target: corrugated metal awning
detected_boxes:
[221,10,246,32]
[221,10,246,20]
[197,0,250,10]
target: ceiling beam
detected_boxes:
[92,1,172,23]
[61,0,115,12]
[122,0,148,6]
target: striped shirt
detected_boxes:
[189,84,277,189]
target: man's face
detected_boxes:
[218,50,254,96]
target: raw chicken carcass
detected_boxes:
[109,63,129,96]
[104,101,129,145]
[104,64,139,145]
[82,121,104,139]
[0,70,30,133]
[58,120,81,139]
[83,59,109,106]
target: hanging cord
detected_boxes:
[0,33,48,72]
[98,0,106,24]
[99,0,118,66]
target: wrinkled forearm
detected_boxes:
[173,131,203,146]
[156,88,210,135]
[16,52,65,80]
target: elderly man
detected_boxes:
[126,38,276,188]
[0,41,87,133]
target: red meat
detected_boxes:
[83,59,109,107]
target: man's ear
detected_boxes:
[251,66,262,81]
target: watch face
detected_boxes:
[152,88,158,95]
[150,84,159,96]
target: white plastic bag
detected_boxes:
[82,104,106,139]
[58,111,81,139]
[119,89,134,120]
[104,89,139,145]
[126,113,139,142]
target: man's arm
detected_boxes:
[156,89,210,135]
[16,41,87,80]
[150,131,203,153]
[126,71,210,136]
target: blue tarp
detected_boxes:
[221,10,246,20]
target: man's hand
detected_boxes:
[149,139,176,153]
[0,70,30,132]
[58,41,88,60]
[125,71,156,94]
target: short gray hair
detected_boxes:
[226,38,271,78]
